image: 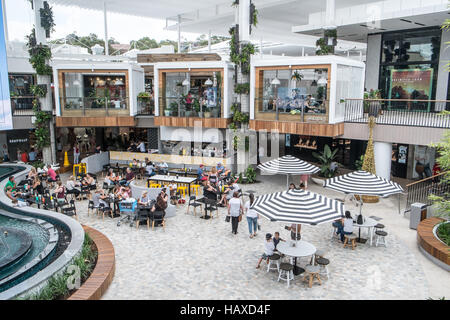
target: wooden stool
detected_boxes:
[190,184,201,197]
[277,263,294,288]
[177,185,188,198]
[316,257,330,280]
[343,234,357,250]
[303,265,322,288]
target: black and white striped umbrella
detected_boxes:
[258,155,319,188]
[323,170,404,197]
[251,188,344,225]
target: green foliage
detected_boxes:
[230,103,249,129]
[137,91,151,100]
[31,160,45,169]
[317,86,325,100]
[315,38,333,56]
[436,222,450,246]
[234,83,250,95]
[26,29,53,76]
[239,43,255,74]
[229,26,239,65]
[291,71,303,82]
[30,84,47,98]
[429,128,450,220]
[245,166,256,183]
[40,1,55,38]
[21,234,97,300]
[313,144,339,178]
[355,155,364,170]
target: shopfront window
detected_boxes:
[255,67,329,121]
[379,28,441,109]
[160,70,222,118]
[9,74,35,112]
[60,72,128,112]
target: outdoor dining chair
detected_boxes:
[135,208,150,230]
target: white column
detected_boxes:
[301,47,305,56]
[325,0,335,26]
[208,30,211,53]
[374,141,392,180]
[260,37,263,57]
[436,28,450,106]
[177,15,181,53]
[1,0,8,43]
[238,0,250,42]
[103,1,109,55]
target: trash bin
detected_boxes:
[410,203,428,230]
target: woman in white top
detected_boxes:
[339,211,354,243]
[138,191,149,206]
[245,193,259,238]
[227,191,243,235]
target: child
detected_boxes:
[256,233,275,269]
[273,232,285,249]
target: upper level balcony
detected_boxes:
[344,99,450,128]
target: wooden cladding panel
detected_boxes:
[249,120,344,137]
[417,217,449,266]
[154,116,231,128]
[56,116,136,127]
[137,53,221,63]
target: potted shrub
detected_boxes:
[193,98,201,117]
[312,144,338,185]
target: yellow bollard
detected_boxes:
[64,151,70,167]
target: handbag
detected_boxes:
[238,214,242,222]
[225,215,230,223]
[357,214,364,225]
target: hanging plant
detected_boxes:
[229,26,240,65]
[239,43,255,74]
[234,83,250,95]
[231,0,239,7]
[40,1,56,38]
[30,84,48,98]
[291,71,303,82]
[26,29,53,76]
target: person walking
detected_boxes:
[73,143,80,164]
[227,191,243,235]
[245,193,259,238]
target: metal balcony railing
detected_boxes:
[136,97,155,116]
[159,96,222,118]
[10,96,35,116]
[405,171,449,213]
[344,99,450,128]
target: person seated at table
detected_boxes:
[132,158,139,167]
[273,231,285,249]
[138,191,150,206]
[5,186,20,201]
[127,141,138,152]
[288,183,296,190]
[118,186,132,200]
[4,176,17,192]
[220,167,232,180]
[52,181,66,205]
[216,162,225,175]
[137,141,146,153]
[32,176,45,195]
[145,162,156,177]
[299,182,306,191]
[28,167,38,180]
[197,164,206,182]
[122,167,135,186]
[256,233,276,269]
[82,173,96,188]
[208,167,219,187]
[46,165,58,183]
[336,211,354,243]
[105,169,118,186]
[92,189,109,208]
[66,176,81,195]
[202,179,218,200]
[157,162,168,175]
[150,188,168,214]
[285,223,302,241]
[218,180,240,207]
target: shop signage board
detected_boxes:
[388,68,433,112]
[0,2,13,131]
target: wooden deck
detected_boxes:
[417,217,449,267]
[68,225,115,300]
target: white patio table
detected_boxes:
[276,240,316,275]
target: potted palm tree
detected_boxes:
[311,144,339,185]
[291,71,303,88]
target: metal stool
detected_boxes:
[267,254,281,273]
[375,223,385,231]
[303,265,322,288]
[316,257,330,279]
[277,263,294,288]
[375,230,388,247]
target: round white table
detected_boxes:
[353,217,378,246]
[276,240,316,275]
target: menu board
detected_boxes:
[0,3,13,130]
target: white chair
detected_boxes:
[278,263,294,288]
[267,254,281,273]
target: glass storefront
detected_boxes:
[379,28,441,110]
[8,73,35,113]
[60,72,128,112]
[160,70,223,118]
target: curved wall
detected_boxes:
[0,164,84,300]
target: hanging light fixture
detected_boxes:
[115,78,124,86]
[182,77,190,86]
[271,70,280,85]
[73,79,81,86]
[204,78,213,86]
